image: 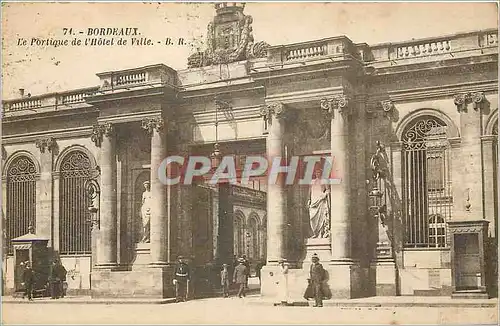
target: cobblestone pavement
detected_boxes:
[3,295,498,325]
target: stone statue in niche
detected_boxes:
[140,181,152,243]
[308,170,331,239]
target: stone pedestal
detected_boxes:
[260,263,363,301]
[132,243,151,270]
[370,260,397,296]
[91,265,175,298]
[304,238,332,262]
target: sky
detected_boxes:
[2,2,498,99]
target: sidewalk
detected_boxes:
[244,295,498,308]
[3,294,497,308]
[2,295,176,305]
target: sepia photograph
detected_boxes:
[1,1,499,324]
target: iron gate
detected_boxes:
[59,151,92,255]
[6,156,37,254]
[402,117,453,248]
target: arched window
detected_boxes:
[428,214,446,248]
[59,150,93,255]
[248,216,259,260]
[402,116,452,248]
[6,155,37,254]
[233,211,245,257]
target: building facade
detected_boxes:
[1,4,498,299]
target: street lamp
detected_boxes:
[85,179,100,230]
[367,141,392,259]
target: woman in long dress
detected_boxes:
[308,171,330,238]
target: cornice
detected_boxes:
[2,126,93,144]
[366,79,498,104]
[265,86,345,105]
[97,110,164,124]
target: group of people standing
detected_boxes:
[220,256,250,298]
[21,260,67,301]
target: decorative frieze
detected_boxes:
[35,137,56,153]
[260,102,285,125]
[141,116,164,135]
[90,122,114,147]
[320,95,350,118]
[453,91,486,112]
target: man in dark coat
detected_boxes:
[173,256,191,302]
[50,260,66,299]
[309,253,326,307]
[22,262,35,301]
[233,258,248,298]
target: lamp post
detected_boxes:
[367,141,392,258]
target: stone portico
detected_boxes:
[2,4,498,300]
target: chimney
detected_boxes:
[18,88,25,98]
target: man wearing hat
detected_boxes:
[220,263,230,298]
[22,262,35,301]
[173,256,191,302]
[233,258,249,298]
[310,253,326,307]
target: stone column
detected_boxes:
[320,95,360,299]
[453,92,485,220]
[321,95,352,262]
[34,137,56,243]
[91,122,117,267]
[260,102,286,264]
[142,116,168,266]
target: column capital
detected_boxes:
[453,91,486,112]
[35,137,56,153]
[320,95,350,118]
[141,116,165,135]
[91,122,114,147]
[260,102,286,125]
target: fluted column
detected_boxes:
[91,122,117,267]
[142,116,168,265]
[260,102,286,264]
[321,95,352,263]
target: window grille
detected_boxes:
[59,151,92,255]
[6,156,37,254]
[402,117,452,248]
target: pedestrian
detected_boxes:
[256,260,264,284]
[22,262,34,301]
[220,263,230,298]
[278,258,290,306]
[173,256,191,302]
[50,260,66,299]
[233,258,248,298]
[309,253,326,307]
[242,255,250,289]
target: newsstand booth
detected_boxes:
[11,228,50,297]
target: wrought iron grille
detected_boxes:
[233,211,245,257]
[6,156,37,254]
[402,117,452,248]
[59,151,92,255]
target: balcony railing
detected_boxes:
[267,36,360,64]
[97,64,178,91]
[3,86,99,114]
[395,39,452,59]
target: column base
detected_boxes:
[326,260,362,298]
[370,259,397,296]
